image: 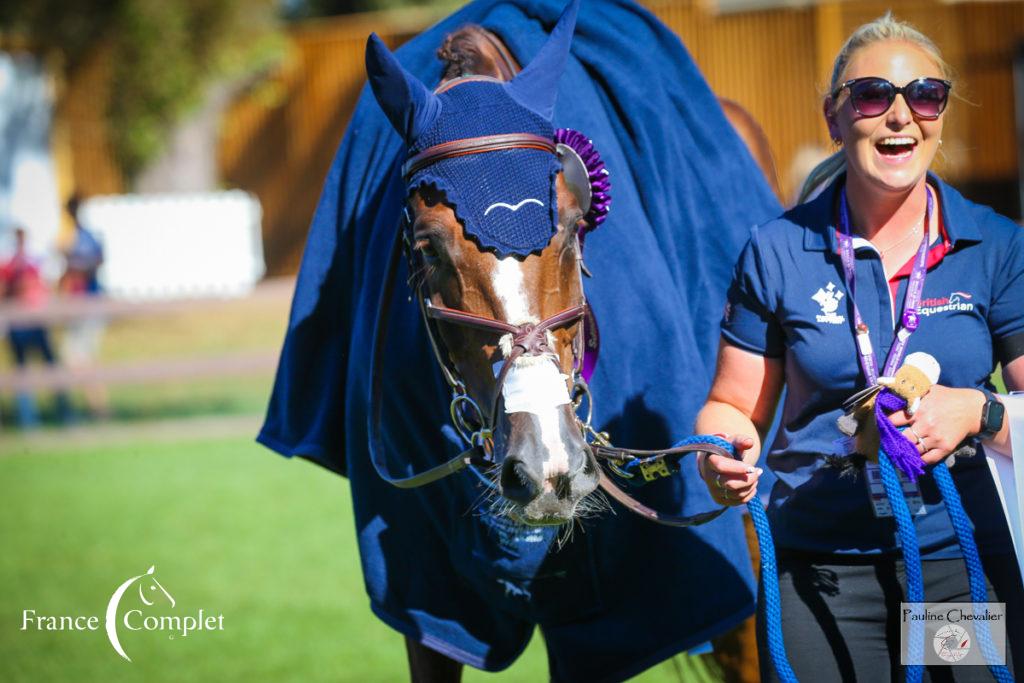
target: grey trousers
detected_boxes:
[757,553,1024,682]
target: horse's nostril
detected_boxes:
[500,459,541,505]
[551,473,572,500]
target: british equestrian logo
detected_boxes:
[919,291,974,317]
[812,282,846,324]
[19,565,224,662]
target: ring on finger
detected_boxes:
[909,425,923,444]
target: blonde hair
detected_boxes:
[797,13,954,204]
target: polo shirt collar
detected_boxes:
[801,171,983,252]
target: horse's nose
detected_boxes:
[498,406,598,510]
[499,457,543,505]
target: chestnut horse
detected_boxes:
[371,18,781,683]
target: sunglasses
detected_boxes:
[832,77,952,119]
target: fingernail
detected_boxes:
[745,466,755,474]
[755,468,763,475]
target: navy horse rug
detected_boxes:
[258,0,781,680]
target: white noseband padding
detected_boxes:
[497,356,573,413]
[501,361,571,415]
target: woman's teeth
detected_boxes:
[877,137,917,156]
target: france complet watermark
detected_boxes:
[19,565,225,662]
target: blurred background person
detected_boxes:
[1,227,71,428]
[58,193,109,418]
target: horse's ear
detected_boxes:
[504,0,579,120]
[365,33,442,143]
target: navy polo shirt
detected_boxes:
[722,173,1024,559]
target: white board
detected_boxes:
[80,191,265,300]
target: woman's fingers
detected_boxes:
[705,453,762,508]
[732,434,755,451]
[701,438,762,507]
[710,480,759,506]
[707,453,757,476]
[737,488,759,504]
[921,448,948,466]
[888,411,912,427]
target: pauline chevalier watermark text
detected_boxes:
[901,602,1006,666]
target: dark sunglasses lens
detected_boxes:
[850,79,894,116]
[906,79,949,117]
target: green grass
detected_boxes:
[0,432,719,682]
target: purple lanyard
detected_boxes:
[837,186,933,385]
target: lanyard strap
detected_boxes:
[837,186,933,385]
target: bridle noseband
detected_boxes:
[403,133,557,180]
[425,300,586,436]
[368,126,737,527]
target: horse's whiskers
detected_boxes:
[556,517,580,549]
[574,489,611,520]
[406,264,432,290]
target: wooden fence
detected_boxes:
[0,278,292,393]
[58,1,1024,274]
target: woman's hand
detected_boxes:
[888,385,985,465]
[698,434,763,506]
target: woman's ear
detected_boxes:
[823,97,842,144]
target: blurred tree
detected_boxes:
[1,0,283,183]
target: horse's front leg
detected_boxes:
[405,636,463,683]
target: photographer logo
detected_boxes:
[934,624,971,663]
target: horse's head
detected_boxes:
[137,565,175,608]
[367,0,600,525]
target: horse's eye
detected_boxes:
[415,237,440,262]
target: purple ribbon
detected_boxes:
[875,389,926,481]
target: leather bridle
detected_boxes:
[368,129,736,527]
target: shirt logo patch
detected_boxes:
[919,291,975,317]
[812,282,846,325]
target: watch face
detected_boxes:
[985,400,1006,433]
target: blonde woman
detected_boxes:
[697,14,1024,680]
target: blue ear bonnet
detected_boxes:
[406,81,560,258]
[366,0,582,259]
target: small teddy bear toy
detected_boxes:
[836,352,941,479]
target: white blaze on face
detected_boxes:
[492,257,572,485]
[493,257,532,324]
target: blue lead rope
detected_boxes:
[746,488,799,682]
[932,459,1013,682]
[878,451,926,683]
[700,434,1014,682]
[699,435,798,682]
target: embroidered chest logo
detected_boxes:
[919,291,974,317]
[812,282,846,325]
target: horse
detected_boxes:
[259,0,782,680]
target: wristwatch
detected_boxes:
[977,387,1006,441]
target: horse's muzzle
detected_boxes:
[497,404,599,524]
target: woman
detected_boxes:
[696,13,1024,680]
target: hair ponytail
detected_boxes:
[797,151,846,204]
